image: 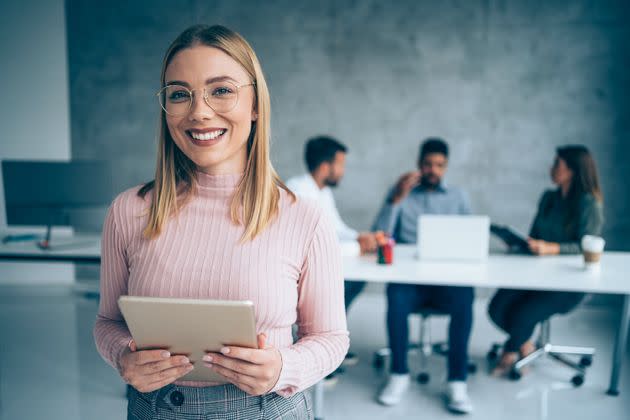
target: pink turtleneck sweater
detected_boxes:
[93,172,349,397]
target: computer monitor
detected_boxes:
[2,160,114,247]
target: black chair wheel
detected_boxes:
[372,354,386,369]
[579,356,593,367]
[467,363,477,374]
[509,369,522,381]
[417,372,430,384]
[571,375,585,387]
[487,351,498,361]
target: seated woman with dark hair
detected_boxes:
[488,145,605,376]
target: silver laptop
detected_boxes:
[417,215,490,261]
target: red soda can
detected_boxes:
[378,238,395,264]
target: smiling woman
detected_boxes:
[160,47,257,175]
[93,25,349,420]
[139,25,278,242]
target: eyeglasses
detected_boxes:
[156,80,255,116]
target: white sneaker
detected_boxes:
[445,381,473,414]
[377,373,410,406]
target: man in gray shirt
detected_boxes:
[374,139,475,414]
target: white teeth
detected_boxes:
[190,129,226,140]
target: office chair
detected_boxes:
[373,306,477,384]
[487,318,594,386]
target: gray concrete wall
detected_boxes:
[67,0,630,250]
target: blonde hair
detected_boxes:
[139,24,294,241]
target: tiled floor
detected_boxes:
[0,284,627,419]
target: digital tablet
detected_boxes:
[490,224,530,254]
[118,296,258,383]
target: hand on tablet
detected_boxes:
[119,340,194,393]
[527,238,560,256]
[203,333,282,396]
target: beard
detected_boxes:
[420,174,441,188]
[324,177,339,188]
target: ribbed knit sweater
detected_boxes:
[94,171,349,397]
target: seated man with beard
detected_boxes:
[374,138,475,414]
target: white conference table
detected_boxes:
[343,244,630,396]
[312,245,630,419]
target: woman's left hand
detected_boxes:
[203,333,282,396]
[527,238,559,255]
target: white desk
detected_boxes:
[343,244,630,397]
[0,233,101,264]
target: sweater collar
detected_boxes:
[195,171,243,191]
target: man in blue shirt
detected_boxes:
[374,138,475,414]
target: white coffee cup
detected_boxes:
[581,235,605,271]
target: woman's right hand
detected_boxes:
[120,340,194,393]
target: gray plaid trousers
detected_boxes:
[127,383,313,420]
